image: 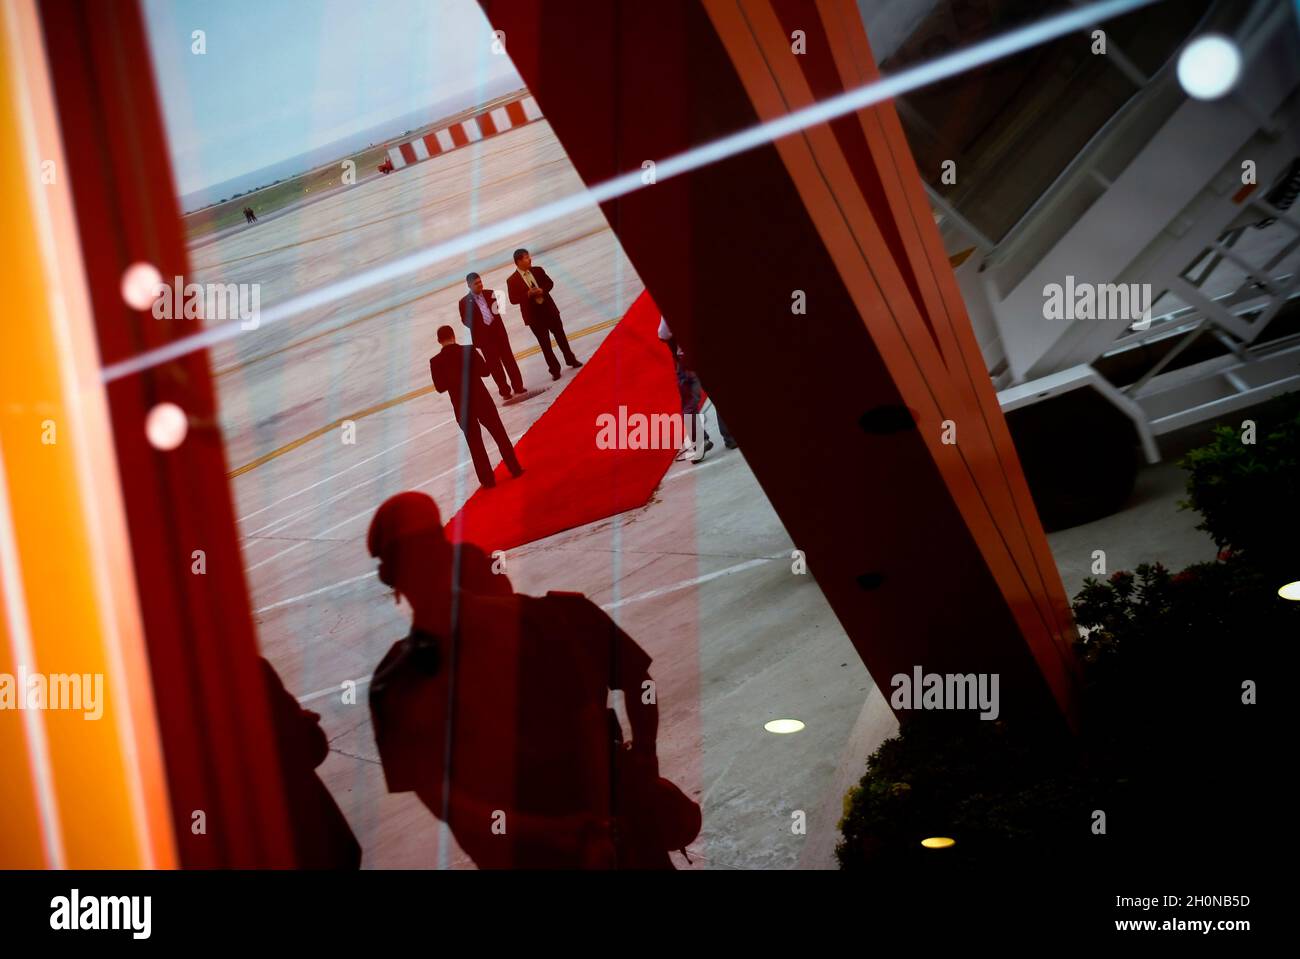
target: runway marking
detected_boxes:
[244,456,474,573]
[244,425,527,573]
[229,385,442,479]
[299,679,370,706]
[248,407,736,595]
[255,571,376,615]
[288,554,781,704]
[235,419,451,525]
[227,316,618,478]
[601,556,777,611]
[247,453,418,538]
[250,410,740,597]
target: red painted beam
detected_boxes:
[39,0,296,866]
[481,0,1079,725]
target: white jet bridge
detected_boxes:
[915,0,1300,525]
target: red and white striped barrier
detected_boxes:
[384,93,543,171]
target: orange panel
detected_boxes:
[0,0,175,869]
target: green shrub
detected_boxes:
[1072,557,1289,742]
[838,402,1297,871]
[835,714,1112,871]
[838,555,1294,871]
[1178,390,1300,571]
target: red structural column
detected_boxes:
[481,0,1079,725]
[38,0,296,866]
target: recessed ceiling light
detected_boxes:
[921,836,956,849]
[1177,34,1242,101]
[1278,581,1300,601]
[764,719,805,734]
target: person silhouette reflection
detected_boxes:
[259,657,362,869]
[366,492,698,868]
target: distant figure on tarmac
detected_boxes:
[429,325,523,489]
[459,272,525,401]
[243,206,257,224]
[507,248,582,381]
[365,492,700,869]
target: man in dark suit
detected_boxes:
[506,248,582,381]
[430,326,523,489]
[458,272,524,400]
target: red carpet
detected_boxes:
[445,290,680,553]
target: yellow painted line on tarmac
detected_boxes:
[226,315,621,478]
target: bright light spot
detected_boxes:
[120,261,163,311]
[921,837,956,849]
[1279,581,1300,601]
[1177,34,1242,100]
[764,719,805,734]
[146,402,188,450]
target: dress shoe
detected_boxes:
[550,370,561,381]
[500,390,512,400]
[690,440,714,464]
[567,359,583,368]
[724,439,738,449]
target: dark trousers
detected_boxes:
[477,323,524,396]
[528,315,578,374]
[714,408,735,447]
[454,399,521,485]
[676,362,735,448]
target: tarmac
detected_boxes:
[192,117,1221,869]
